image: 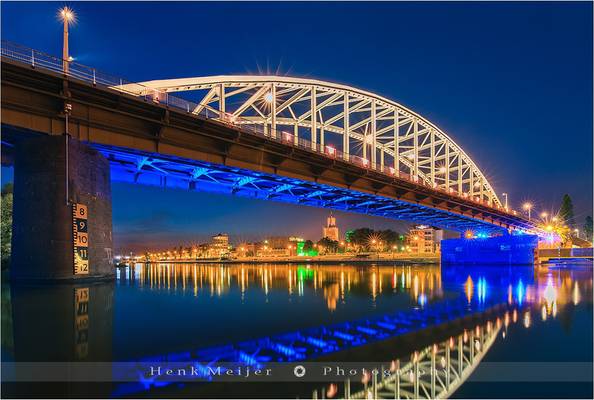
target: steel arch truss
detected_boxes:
[98,145,508,234]
[131,76,501,207]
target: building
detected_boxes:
[407,225,443,254]
[322,212,340,242]
[209,233,230,258]
[258,236,304,257]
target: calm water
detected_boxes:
[2,263,592,398]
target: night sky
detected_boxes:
[1,2,592,252]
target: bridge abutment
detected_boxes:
[441,234,539,265]
[11,135,114,282]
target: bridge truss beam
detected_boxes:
[129,76,500,207]
[99,145,514,234]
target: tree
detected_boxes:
[559,194,576,228]
[345,230,355,243]
[1,183,13,269]
[302,240,314,252]
[349,228,373,249]
[1,183,13,196]
[378,229,404,247]
[317,237,339,253]
[584,216,593,241]
[344,228,404,251]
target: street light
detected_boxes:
[574,228,580,239]
[540,212,548,219]
[59,6,76,74]
[502,193,509,209]
[522,202,533,221]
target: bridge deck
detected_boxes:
[1,41,539,234]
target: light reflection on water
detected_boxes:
[1,263,592,397]
[115,263,444,311]
[113,263,591,398]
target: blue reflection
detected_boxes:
[517,279,525,306]
[112,264,546,396]
[418,293,428,306]
[477,277,488,304]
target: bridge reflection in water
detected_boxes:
[111,263,591,398]
[2,263,590,398]
[315,316,502,400]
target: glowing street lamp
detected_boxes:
[59,6,76,74]
[522,202,533,221]
[540,211,548,220]
[502,193,509,209]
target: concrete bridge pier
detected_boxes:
[441,234,539,266]
[10,135,114,282]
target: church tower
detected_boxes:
[322,212,339,241]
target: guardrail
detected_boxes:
[1,40,519,217]
[539,248,593,259]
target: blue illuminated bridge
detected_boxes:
[1,41,540,235]
[1,41,547,281]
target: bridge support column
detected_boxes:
[440,234,539,265]
[11,135,114,282]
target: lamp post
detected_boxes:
[522,202,533,221]
[502,193,508,209]
[59,7,75,74]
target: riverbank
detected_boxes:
[126,254,441,265]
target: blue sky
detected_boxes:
[1,1,592,251]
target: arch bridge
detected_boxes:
[0,41,542,281]
[112,75,535,236]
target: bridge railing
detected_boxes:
[1,40,522,219]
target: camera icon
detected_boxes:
[293,365,306,378]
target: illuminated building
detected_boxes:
[209,233,230,257]
[253,236,305,257]
[407,225,443,254]
[323,212,340,241]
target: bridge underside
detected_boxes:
[97,144,507,234]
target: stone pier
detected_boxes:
[11,135,114,282]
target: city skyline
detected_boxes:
[109,185,411,252]
[1,1,591,251]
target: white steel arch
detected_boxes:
[131,76,501,207]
